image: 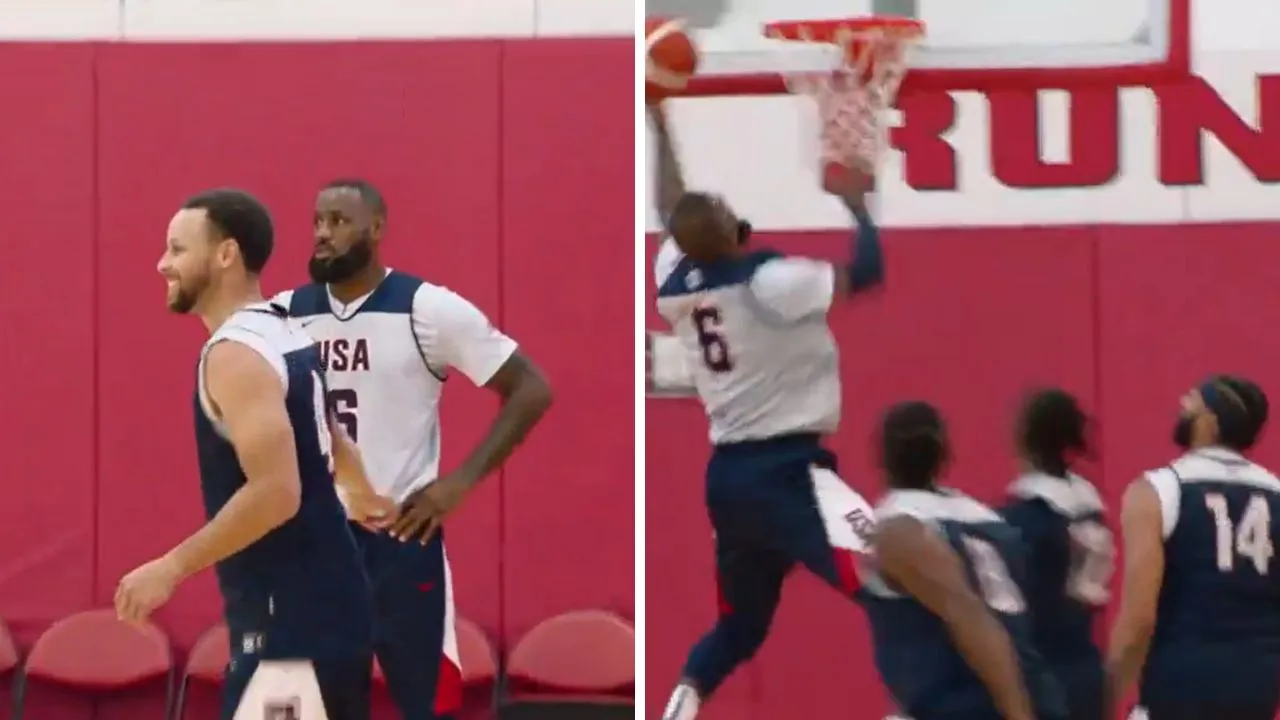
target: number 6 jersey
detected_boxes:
[273,270,517,503]
[653,239,841,444]
[1140,448,1280,710]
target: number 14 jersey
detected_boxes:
[1141,448,1280,709]
[273,270,517,504]
[653,239,840,444]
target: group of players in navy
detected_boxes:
[114,182,551,720]
[649,102,1280,720]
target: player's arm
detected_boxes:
[327,415,374,496]
[1103,477,1166,717]
[875,516,1036,720]
[831,175,884,297]
[648,103,686,225]
[164,342,303,580]
[417,287,553,486]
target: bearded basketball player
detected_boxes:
[273,179,552,720]
[118,188,392,720]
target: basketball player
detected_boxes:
[117,188,389,720]
[1001,389,1110,720]
[650,104,884,719]
[862,401,1067,720]
[273,179,552,720]
[1105,376,1280,720]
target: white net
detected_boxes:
[772,23,923,176]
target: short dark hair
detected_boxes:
[879,401,948,489]
[324,178,387,218]
[1019,388,1089,478]
[1213,375,1269,451]
[183,188,274,274]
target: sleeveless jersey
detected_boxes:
[653,239,840,444]
[1140,448,1280,708]
[274,270,516,503]
[1002,472,1112,669]
[860,489,1067,720]
[194,303,373,660]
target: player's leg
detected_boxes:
[664,538,791,720]
[771,464,873,597]
[226,656,354,720]
[361,525,460,720]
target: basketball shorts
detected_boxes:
[224,654,372,720]
[705,433,874,607]
[351,524,462,719]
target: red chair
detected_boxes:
[16,609,172,720]
[172,623,229,720]
[502,609,634,713]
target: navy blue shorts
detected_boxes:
[222,651,372,720]
[705,434,874,611]
[352,524,460,719]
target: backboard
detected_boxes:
[649,0,1191,94]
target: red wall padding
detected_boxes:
[0,37,633,672]
[645,222,1280,718]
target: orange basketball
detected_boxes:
[645,17,698,104]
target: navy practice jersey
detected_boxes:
[653,239,840,444]
[861,489,1067,720]
[273,270,516,504]
[1140,448,1280,708]
[1002,472,1112,669]
[194,303,373,660]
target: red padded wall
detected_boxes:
[645,220,1280,718]
[0,37,633,707]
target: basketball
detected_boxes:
[646,17,698,104]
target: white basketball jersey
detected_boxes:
[273,270,517,502]
[653,239,841,444]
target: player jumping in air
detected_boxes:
[649,103,884,719]
[1002,389,1112,720]
[1106,376,1280,720]
[119,188,391,720]
[862,402,1068,720]
[273,179,552,720]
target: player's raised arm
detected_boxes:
[1103,476,1167,717]
[649,103,686,227]
[831,172,885,297]
[875,516,1036,720]
[165,341,304,577]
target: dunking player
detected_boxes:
[117,189,391,720]
[1106,377,1280,720]
[650,103,885,719]
[273,179,553,719]
[1002,389,1112,720]
[862,401,1067,720]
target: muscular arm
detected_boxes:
[1104,478,1165,716]
[165,342,302,580]
[876,516,1035,720]
[454,351,553,486]
[831,200,884,297]
[649,104,686,225]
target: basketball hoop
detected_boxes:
[763,17,925,192]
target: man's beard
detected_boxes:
[309,236,373,284]
[1172,414,1195,448]
[167,273,208,314]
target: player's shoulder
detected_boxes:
[877,488,1002,525]
[1008,472,1105,517]
[655,247,784,298]
[1155,448,1280,493]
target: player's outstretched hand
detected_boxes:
[115,556,181,623]
[389,472,473,545]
